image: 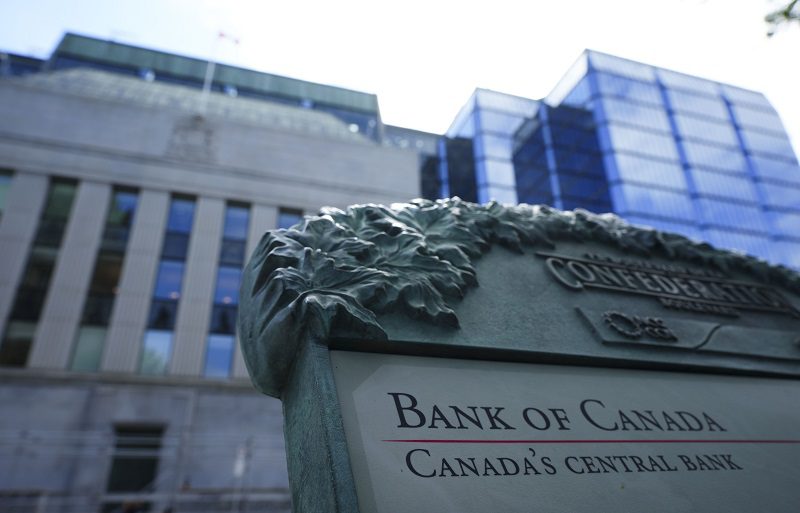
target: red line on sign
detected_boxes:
[381,439,800,445]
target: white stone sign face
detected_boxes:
[331,350,800,513]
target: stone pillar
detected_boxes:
[30,181,111,369]
[101,189,169,373]
[170,196,224,376]
[0,172,48,335]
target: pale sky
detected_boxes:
[2,0,799,153]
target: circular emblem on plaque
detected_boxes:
[603,311,642,339]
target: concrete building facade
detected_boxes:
[0,36,419,513]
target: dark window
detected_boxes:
[420,155,441,200]
[219,239,246,266]
[152,261,184,300]
[81,294,115,325]
[99,190,138,254]
[223,204,249,240]
[0,322,35,366]
[1,179,77,367]
[148,300,178,330]
[213,267,241,306]
[106,425,164,493]
[209,304,237,335]
[71,189,138,372]
[0,169,11,219]
[166,198,195,233]
[445,137,478,203]
[161,233,190,260]
[278,208,303,229]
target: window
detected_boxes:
[204,334,235,378]
[204,203,249,378]
[277,208,303,229]
[104,424,163,513]
[0,169,11,220]
[71,188,139,372]
[1,178,77,367]
[140,330,173,375]
[139,196,195,374]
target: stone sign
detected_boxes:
[237,199,800,512]
[333,351,799,513]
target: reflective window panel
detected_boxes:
[588,52,656,82]
[673,114,738,148]
[223,204,249,240]
[278,208,303,229]
[448,110,476,139]
[479,159,516,188]
[594,72,663,106]
[615,183,695,222]
[475,133,513,161]
[760,182,800,211]
[166,198,195,233]
[204,334,234,378]
[729,103,785,135]
[665,89,729,121]
[607,154,687,191]
[597,97,671,133]
[480,185,517,205]
[561,75,592,108]
[773,241,800,270]
[767,210,800,237]
[602,124,680,161]
[477,110,526,135]
[213,266,241,306]
[683,141,748,174]
[740,129,797,160]
[475,89,539,116]
[692,170,758,203]
[750,155,800,185]
[656,69,719,97]
[70,326,107,372]
[697,199,769,232]
[152,260,185,300]
[140,330,173,375]
[722,85,772,110]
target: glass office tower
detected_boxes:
[435,51,800,269]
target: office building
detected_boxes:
[431,51,800,268]
[2,32,800,513]
[0,33,419,512]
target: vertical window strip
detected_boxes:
[0,178,78,367]
[204,203,249,378]
[0,169,12,221]
[70,188,139,372]
[140,196,195,375]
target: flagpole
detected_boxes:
[199,31,239,115]
[200,60,216,114]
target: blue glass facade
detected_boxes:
[432,51,800,269]
[445,89,539,204]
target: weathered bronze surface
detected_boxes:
[238,198,800,398]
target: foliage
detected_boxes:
[766,0,800,36]
[238,198,800,396]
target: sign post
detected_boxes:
[238,199,800,512]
